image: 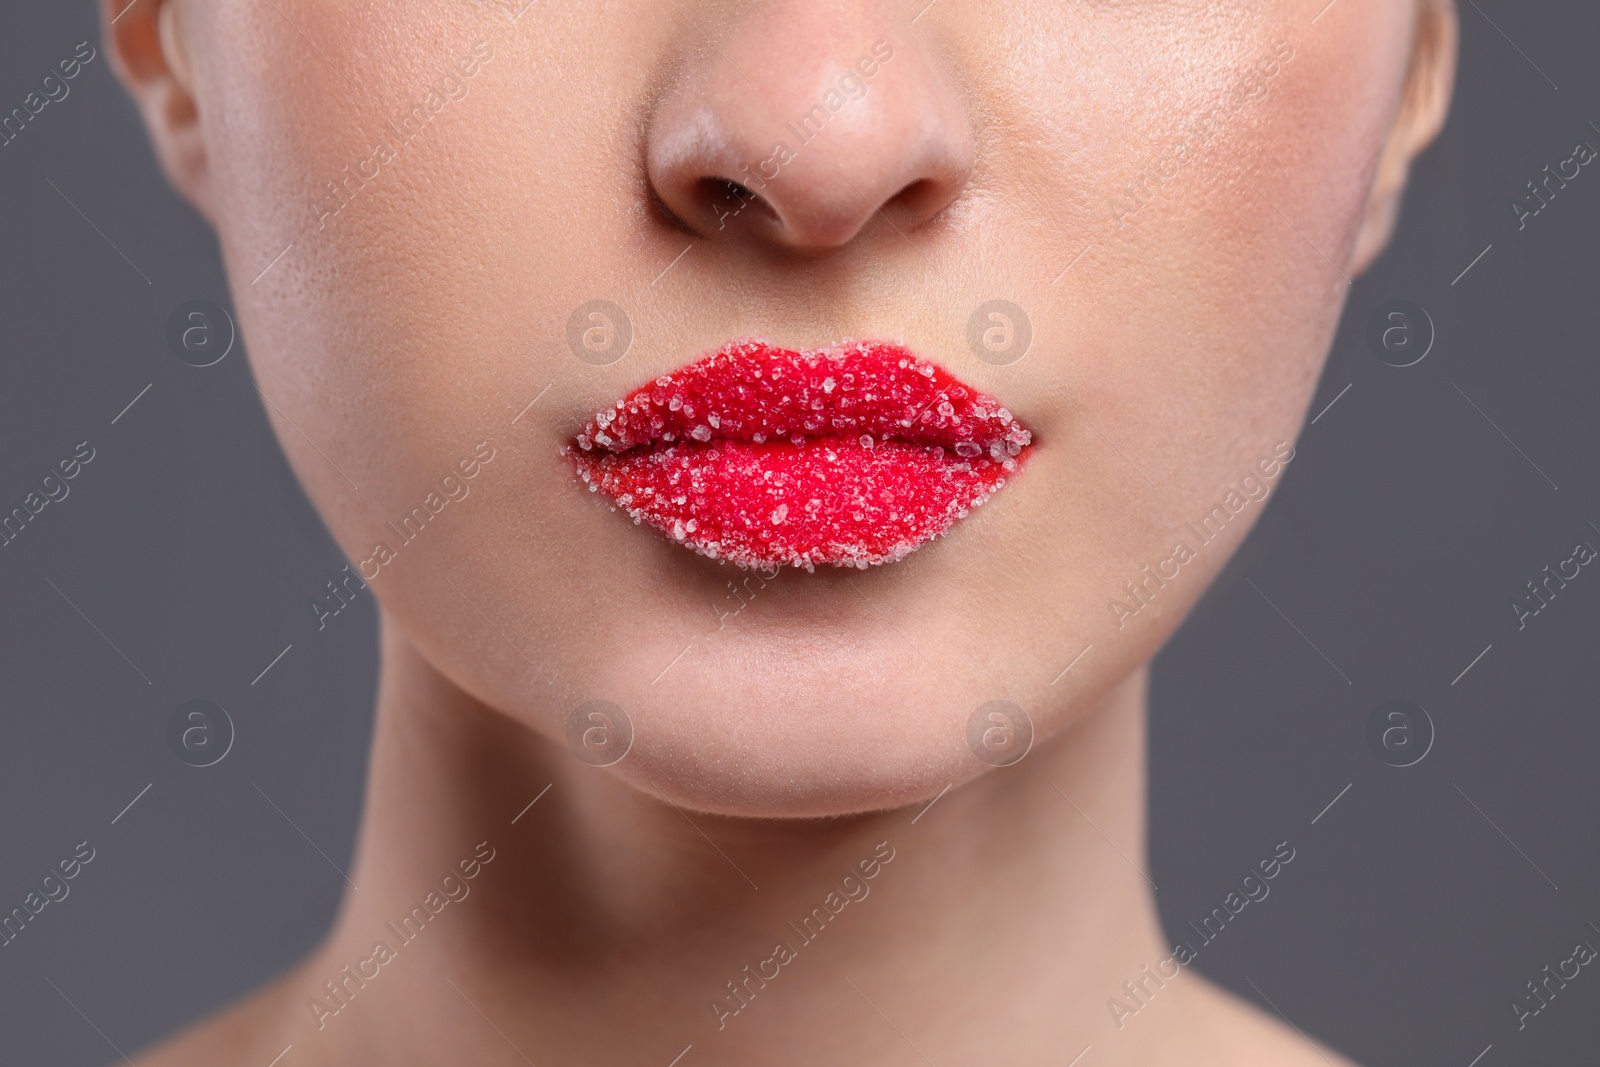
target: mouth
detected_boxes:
[564,339,1034,570]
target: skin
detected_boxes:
[108,0,1457,1063]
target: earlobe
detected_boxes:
[1350,0,1459,276]
[103,0,211,221]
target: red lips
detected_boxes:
[565,340,1033,569]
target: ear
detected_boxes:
[1350,1,1459,275]
[103,0,211,222]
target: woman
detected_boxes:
[107,0,1458,1062]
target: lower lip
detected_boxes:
[565,339,1034,570]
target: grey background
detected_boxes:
[2,2,1597,1064]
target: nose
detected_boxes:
[645,4,974,252]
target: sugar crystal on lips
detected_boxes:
[564,339,1034,570]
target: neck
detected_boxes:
[282,614,1205,1064]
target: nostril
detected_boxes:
[718,178,754,202]
[694,176,777,233]
[885,178,953,227]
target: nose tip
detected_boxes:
[646,15,973,252]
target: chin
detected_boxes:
[546,631,1007,819]
[602,712,977,822]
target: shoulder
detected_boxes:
[122,967,307,1067]
[1188,976,1363,1067]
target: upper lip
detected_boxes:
[571,338,1031,460]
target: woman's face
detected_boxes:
[134,0,1443,816]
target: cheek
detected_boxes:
[195,4,655,548]
[944,4,1415,666]
[1075,8,1407,449]
[958,1,1413,438]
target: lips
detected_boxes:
[564,339,1033,570]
